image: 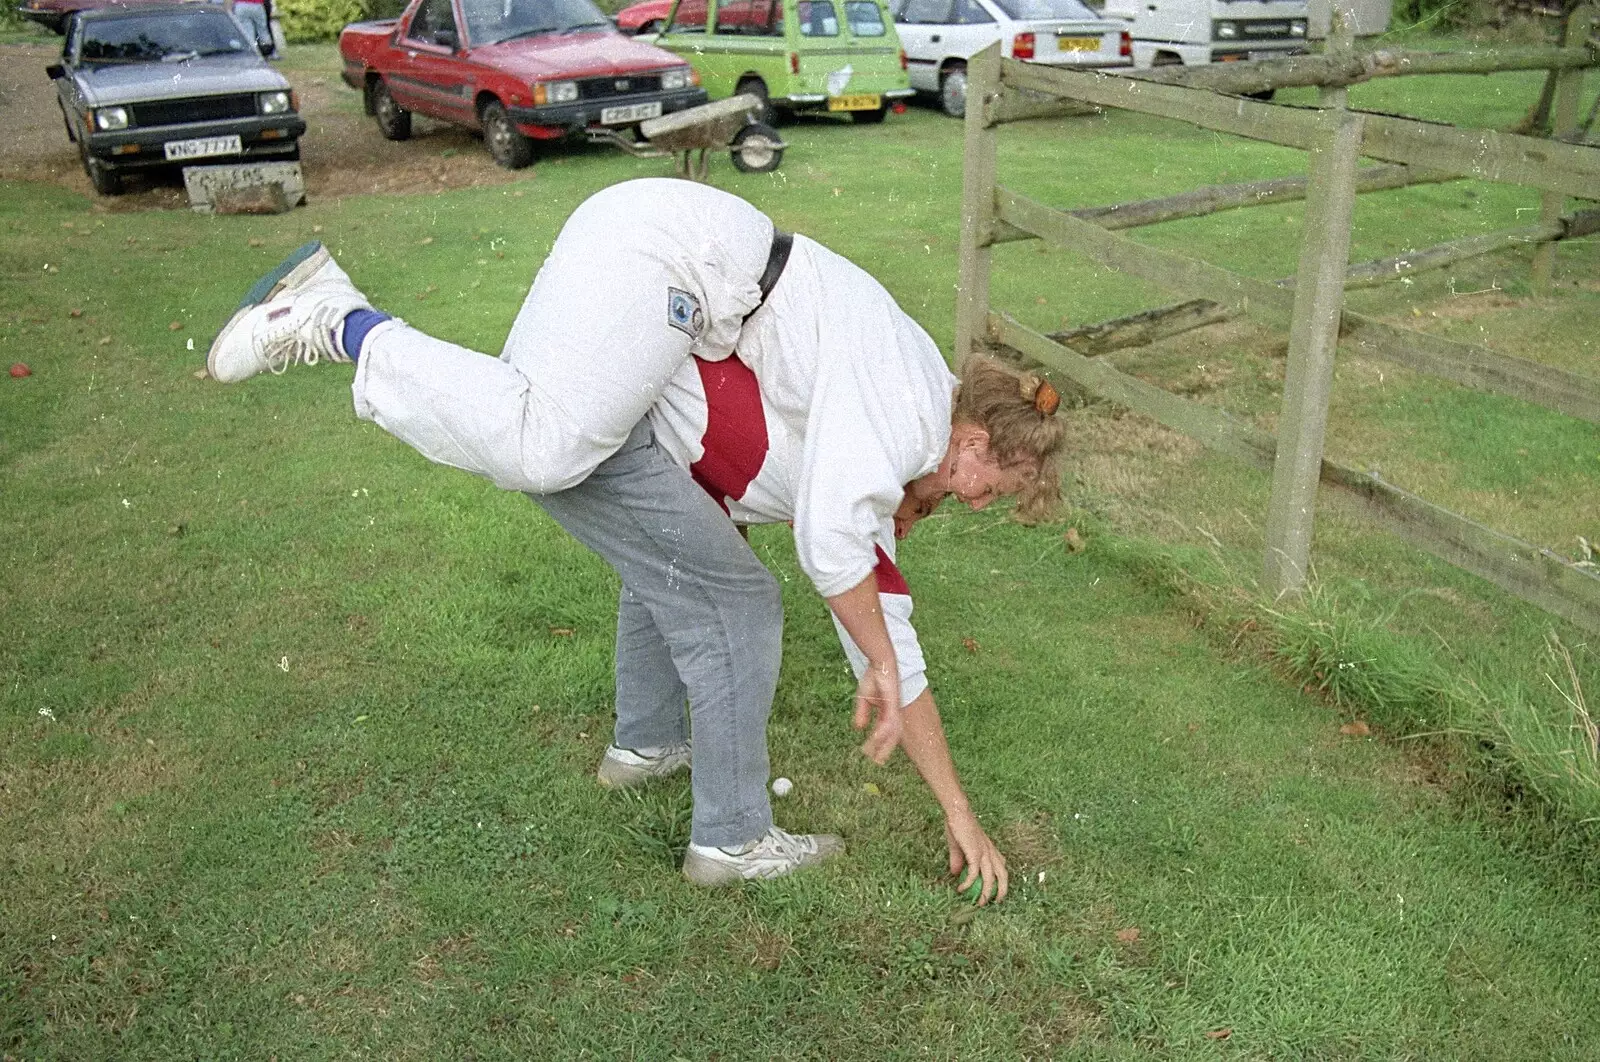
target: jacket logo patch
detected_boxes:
[667,287,704,339]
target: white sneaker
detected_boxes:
[682,826,844,887]
[596,742,692,789]
[207,241,373,383]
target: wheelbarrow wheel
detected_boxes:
[730,122,783,174]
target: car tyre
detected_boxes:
[939,64,967,119]
[730,121,783,173]
[371,78,413,141]
[735,77,774,125]
[79,140,121,196]
[481,99,535,169]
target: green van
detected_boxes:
[650,0,913,123]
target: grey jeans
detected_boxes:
[532,420,780,848]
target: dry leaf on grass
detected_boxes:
[1340,720,1371,737]
[1205,1028,1233,1041]
[1064,528,1086,553]
[549,627,575,637]
[961,636,980,654]
[168,320,183,331]
[1115,926,1140,943]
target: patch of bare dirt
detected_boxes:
[0,41,525,209]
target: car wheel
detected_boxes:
[371,79,412,141]
[481,100,534,169]
[79,140,120,196]
[939,64,967,119]
[735,77,774,125]
[851,104,888,124]
[729,122,783,173]
[636,19,661,33]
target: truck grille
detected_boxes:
[130,94,257,127]
[577,75,663,101]
[1236,19,1291,37]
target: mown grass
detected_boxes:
[3,39,1600,1058]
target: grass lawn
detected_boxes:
[3,39,1599,1059]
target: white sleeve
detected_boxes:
[792,315,946,599]
[828,531,929,707]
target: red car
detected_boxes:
[339,0,707,169]
[16,0,175,34]
[614,0,671,34]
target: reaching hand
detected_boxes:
[852,664,902,765]
[947,807,1008,906]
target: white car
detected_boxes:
[892,0,1130,117]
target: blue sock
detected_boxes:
[340,309,391,363]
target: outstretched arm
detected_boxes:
[826,575,902,765]
[900,688,1009,905]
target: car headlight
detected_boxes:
[94,106,129,131]
[259,90,293,115]
[1290,19,1307,35]
[661,66,694,91]
[535,80,578,105]
[1213,20,1238,39]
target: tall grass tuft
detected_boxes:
[1489,635,1600,825]
[1100,534,1600,836]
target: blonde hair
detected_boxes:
[952,356,1068,523]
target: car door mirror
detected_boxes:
[46,63,64,79]
[434,27,459,48]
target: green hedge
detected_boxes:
[276,0,408,42]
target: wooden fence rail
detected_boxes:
[957,17,1600,632]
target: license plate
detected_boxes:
[600,101,662,125]
[826,93,880,112]
[1057,36,1098,52]
[164,135,242,161]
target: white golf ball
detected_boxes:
[771,776,794,797]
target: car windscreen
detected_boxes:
[990,0,1097,18]
[77,11,254,63]
[466,0,614,45]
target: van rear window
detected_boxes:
[797,0,840,35]
[844,0,886,34]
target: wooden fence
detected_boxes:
[956,7,1600,632]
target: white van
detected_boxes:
[1099,0,1310,69]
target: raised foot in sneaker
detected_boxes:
[681,826,844,887]
[207,240,374,384]
[596,742,692,789]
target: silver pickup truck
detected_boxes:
[49,3,304,195]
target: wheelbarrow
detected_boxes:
[588,94,786,181]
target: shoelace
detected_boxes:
[258,297,352,376]
[751,826,810,860]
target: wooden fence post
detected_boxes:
[1263,105,1367,597]
[956,44,1002,370]
[1533,3,1593,291]
[1320,4,1355,108]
